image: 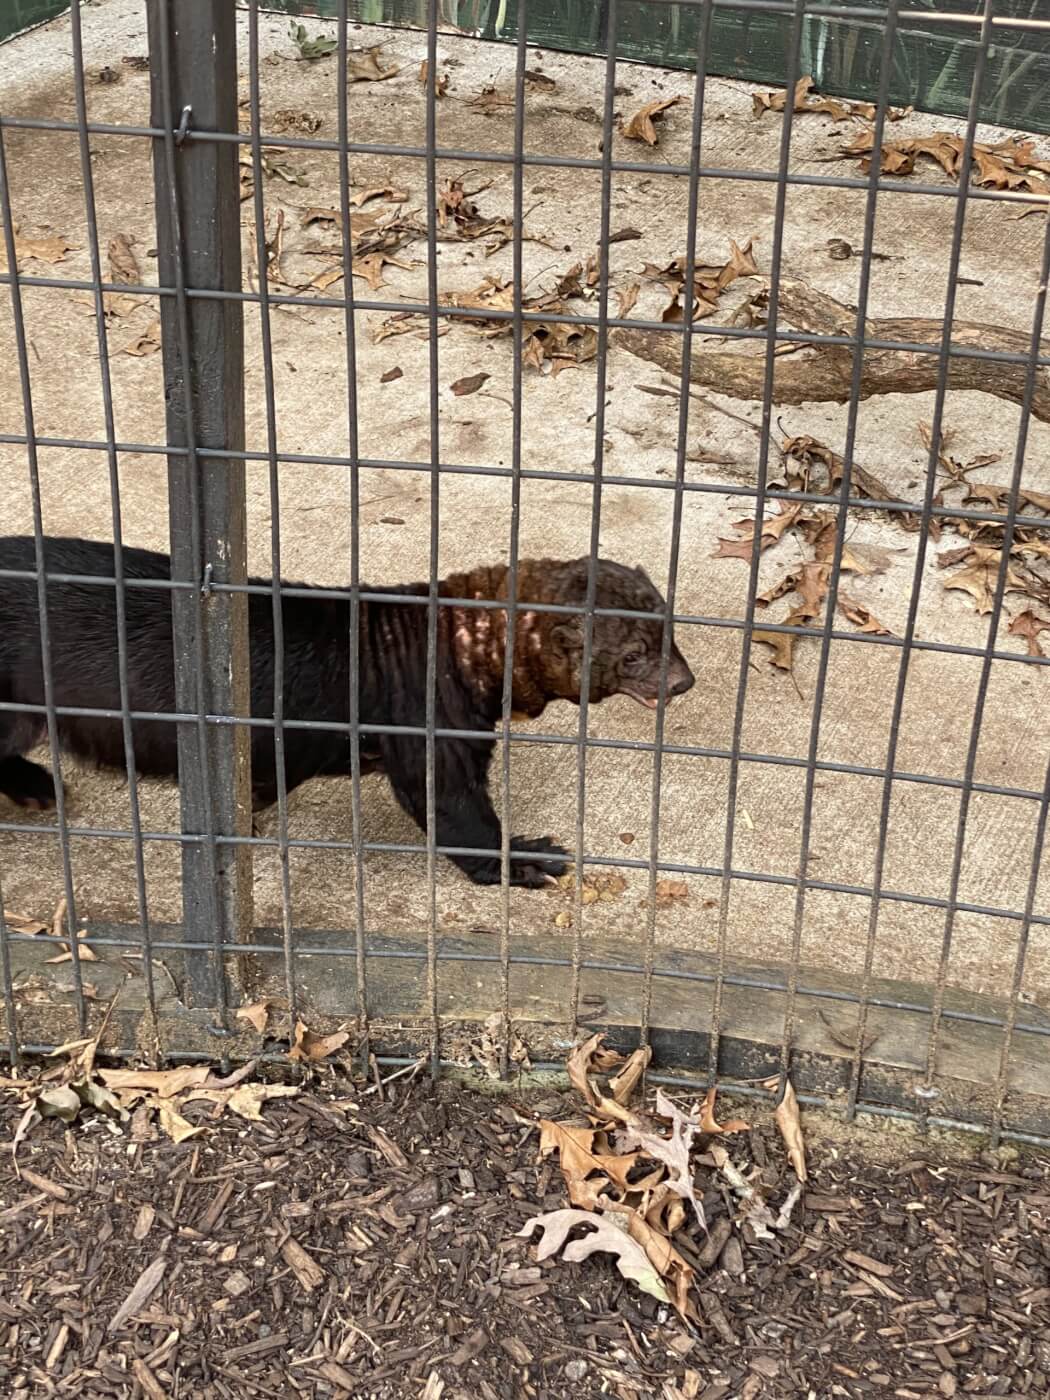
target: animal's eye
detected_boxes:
[622,651,644,667]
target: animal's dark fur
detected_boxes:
[0,538,694,885]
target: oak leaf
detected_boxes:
[621,96,680,146]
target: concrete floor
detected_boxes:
[2,1,1050,1013]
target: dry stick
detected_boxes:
[617,277,1050,424]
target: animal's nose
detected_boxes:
[668,660,695,696]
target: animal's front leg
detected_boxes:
[380,734,567,886]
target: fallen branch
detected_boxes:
[615,278,1050,423]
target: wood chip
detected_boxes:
[281,1236,325,1291]
[843,1249,895,1278]
[108,1255,167,1331]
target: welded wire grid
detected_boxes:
[0,0,1047,1144]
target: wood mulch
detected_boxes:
[0,1072,1048,1399]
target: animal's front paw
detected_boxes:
[510,835,569,887]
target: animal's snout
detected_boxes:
[667,651,695,698]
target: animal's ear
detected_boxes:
[551,619,584,655]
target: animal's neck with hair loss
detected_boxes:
[440,560,568,721]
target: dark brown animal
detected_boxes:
[0,539,694,885]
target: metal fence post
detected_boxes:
[147,0,253,1011]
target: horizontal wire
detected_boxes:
[3,434,1049,534]
[5,268,1050,371]
[2,818,1049,933]
[8,926,1049,1039]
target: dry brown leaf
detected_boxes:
[615,282,640,318]
[349,46,399,82]
[450,371,490,397]
[837,593,892,635]
[763,1074,807,1181]
[352,251,414,290]
[309,265,344,293]
[538,1119,641,1199]
[609,1045,651,1105]
[518,1208,672,1306]
[154,1098,203,1145]
[625,1208,696,1319]
[752,629,795,672]
[566,1032,611,1106]
[122,318,161,356]
[2,908,47,935]
[714,500,801,563]
[351,184,410,207]
[845,128,1050,196]
[0,227,77,272]
[839,542,896,575]
[99,1065,212,1095]
[752,74,905,124]
[107,233,140,285]
[235,1000,272,1034]
[648,237,760,324]
[943,546,1027,614]
[300,206,341,229]
[619,1089,706,1229]
[621,96,681,147]
[469,85,514,115]
[699,1087,751,1135]
[418,60,449,97]
[281,1236,326,1290]
[289,1019,350,1062]
[1008,609,1050,657]
[380,365,403,384]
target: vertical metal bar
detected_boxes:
[497,0,529,1075]
[0,892,18,1064]
[423,0,442,1076]
[641,1,712,1049]
[336,1,370,1066]
[708,0,806,1086]
[569,0,619,1034]
[845,0,996,1122]
[779,0,901,1083]
[248,2,297,1029]
[148,0,252,1018]
[69,0,156,1025]
[0,125,87,1037]
[990,751,1050,1145]
[924,191,1050,1102]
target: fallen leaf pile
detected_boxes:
[435,175,545,257]
[641,236,760,323]
[242,193,422,295]
[469,1010,531,1079]
[239,148,308,202]
[517,1034,806,1318]
[378,260,600,373]
[711,425,1050,672]
[842,129,1050,197]
[752,75,911,124]
[714,435,905,673]
[12,1034,298,1149]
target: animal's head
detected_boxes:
[541,559,695,709]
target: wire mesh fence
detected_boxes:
[1,0,1049,1147]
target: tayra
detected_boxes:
[0,537,694,886]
